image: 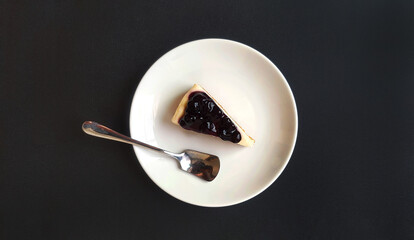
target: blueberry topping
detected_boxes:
[179,91,241,143]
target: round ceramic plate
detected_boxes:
[130,39,297,207]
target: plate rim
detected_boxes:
[129,38,298,207]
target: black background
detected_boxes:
[1,0,413,239]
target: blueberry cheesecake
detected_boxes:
[171,84,255,147]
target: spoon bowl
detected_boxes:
[179,150,220,181]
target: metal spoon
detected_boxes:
[82,121,220,181]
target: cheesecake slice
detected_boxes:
[172,84,255,147]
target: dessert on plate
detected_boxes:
[171,84,255,147]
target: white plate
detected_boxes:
[130,39,297,207]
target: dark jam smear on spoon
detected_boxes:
[179,91,241,143]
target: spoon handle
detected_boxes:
[82,121,168,154]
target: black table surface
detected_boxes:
[1,1,413,239]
